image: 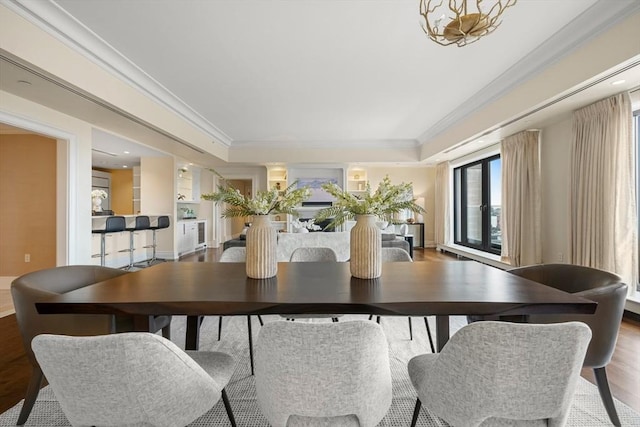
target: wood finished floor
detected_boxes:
[1,248,639,415]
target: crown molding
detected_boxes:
[417,0,640,144]
[2,0,232,147]
[231,139,421,150]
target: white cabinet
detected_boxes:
[178,219,207,255]
[178,220,198,255]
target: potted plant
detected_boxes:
[315,176,425,278]
[201,171,310,278]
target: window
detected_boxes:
[454,155,501,255]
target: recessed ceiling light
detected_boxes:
[123,165,128,168]
[189,163,194,165]
[477,140,484,143]
[611,79,626,85]
[123,151,130,154]
[17,80,32,85]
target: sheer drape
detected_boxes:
[570,92,637,290]
[434,162,450,246]
[501,130,541,266]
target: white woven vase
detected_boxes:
[350,214,382,279]
[246,215,277,279]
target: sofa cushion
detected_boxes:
[277,232,351,262]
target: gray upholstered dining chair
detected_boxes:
[217,246,263,375]
[408,321,592,427]
[10,265,172,425]
[507,263,628,427]
[289,246,338,262]
[255,320,392,427]
[32,332,237,427]
[371,247,435,352]
[219,246,247,262]
[283,247,341,322]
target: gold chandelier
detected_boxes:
[419,0,517,47]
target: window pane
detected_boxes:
[465,164,482,245]
[489,157,502,249]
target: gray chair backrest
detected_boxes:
[105,216,126,233]
[290,247,338,262]
[219,246,246,262]
[32,333,222,427]
[11,265,128,366]
[255,321,392,427]
[133,215,150,230]
[414,321,591,427]
[509,263,627,368]
[156,215,170,229]
[381,247,412,262]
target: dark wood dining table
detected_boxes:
[36,261,596,352]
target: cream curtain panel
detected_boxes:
[570,92,637,290]
[434,162,450,246]
[500,130,541,267]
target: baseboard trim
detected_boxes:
[624,309,640,323]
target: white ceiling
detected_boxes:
[1,0,639,167]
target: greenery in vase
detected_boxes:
[314,175,425,229]
[201,170,311,217]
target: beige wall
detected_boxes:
[365,167,436,246]
[141,157,176,258]
[0,133,57,275]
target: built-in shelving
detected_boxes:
[347,168,368,196]
[132,166,140,213]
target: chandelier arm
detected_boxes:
[420,0,445,39]
[420,0,517,47]
[448,0,463,16]
[483,0,518,20]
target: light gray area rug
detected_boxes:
[2,315,639,426]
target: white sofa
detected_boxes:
[276,232,351,261]
[275,231,410,262]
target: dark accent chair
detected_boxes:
[11,265,172,426]
[470,263,627,427]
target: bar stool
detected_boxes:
[91,216,126,266]
[120,216,150,269]
[143,215,170,265]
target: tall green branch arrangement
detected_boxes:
[201,169,311,218]
[314,176,425,229]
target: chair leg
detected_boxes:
[161,323,171,340]
[376,316,381,324]
[593,367,621,426]
[247,315,254,376]
[218,316,223,341]
[332,317,339,322]
[368,314,373,321]
[424,317,435,353]
[17,366,44,425]
[257,315,264,326]
[410,398,422,427]
[221,389,237,427]
[408,317,413,340]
